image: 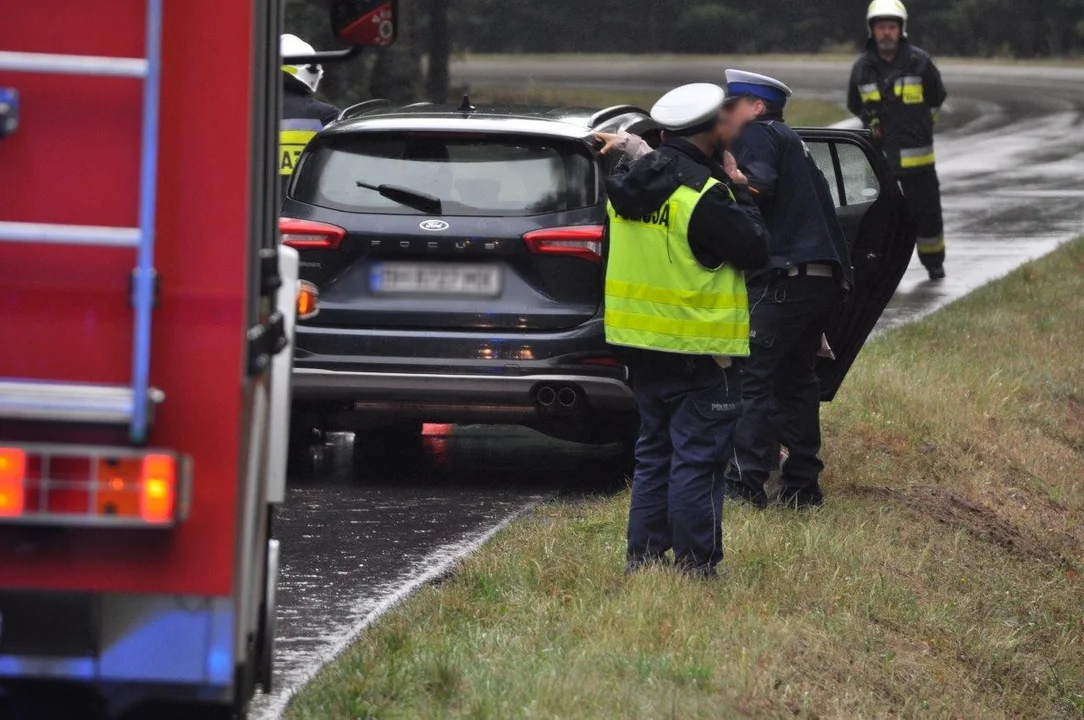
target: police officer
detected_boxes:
[848,0,948,280]
[280,34,340,179]
[720,70,853,509]
[605,84,769,577]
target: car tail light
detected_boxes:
[523,225,604,263]
[582,356,620,367]
[297,280,320,320]
[280,218,346,250]
[0,448,27,517]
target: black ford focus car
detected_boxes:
[281,100,914,449]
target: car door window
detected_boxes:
[805,141,840,206]
[836,143,881,206]
[805,138,881,208]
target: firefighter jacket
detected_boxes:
[848,39,947,176]
[280,83,340,176]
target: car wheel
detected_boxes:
[287,421,326,471]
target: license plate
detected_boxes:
[370,263,502,297]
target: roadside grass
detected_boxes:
[287,239,1084,719]
[466,84,850,127]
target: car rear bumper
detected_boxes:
[289,318,637,425]
[292,367,636,420]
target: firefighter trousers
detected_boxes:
[626,354,742,576]
[898,167,946,270]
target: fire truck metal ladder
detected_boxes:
[0,0,164,444]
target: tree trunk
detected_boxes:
[426,0,451,103]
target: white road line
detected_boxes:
[254,499,541,720]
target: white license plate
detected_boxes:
[370,263,502,297]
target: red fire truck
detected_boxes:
[0,1,396,717]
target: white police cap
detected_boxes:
[724,69,793,107]
[650,83,726,132]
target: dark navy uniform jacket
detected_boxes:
[731,117,854,287]
[606,138,769,272]
[280,83,340,177]
[283,84,340,127]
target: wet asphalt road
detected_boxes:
[254,60,1084,717]
[255,428,627,716]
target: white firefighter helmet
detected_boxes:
[867,0,908,36]
[280,33,323,94]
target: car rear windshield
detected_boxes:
[292,133,599,216]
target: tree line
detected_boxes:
[450,0,1084,57]
[286,0,1084,107]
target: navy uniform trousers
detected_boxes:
[726,273,841,507]
[626,352,743,576]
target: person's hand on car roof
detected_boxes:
[593,132,626,155]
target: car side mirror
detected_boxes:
[330,0,398,47]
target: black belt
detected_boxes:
[787,263,836,278]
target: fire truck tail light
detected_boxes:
[0,448,27,517]
[0,445,188,528]
[139,454,176,524]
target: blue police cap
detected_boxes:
[724,70,794,108]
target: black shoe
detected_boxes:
[927,265,946,280]
[724,480,769,509]
[776,488,824,510]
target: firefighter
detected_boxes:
[280,33,340,178]
[848,0,949,280]
[605,83,769,577]
[719,70,853,510]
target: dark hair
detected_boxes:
[760,101,785,121]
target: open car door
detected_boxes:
[796,128,916,401]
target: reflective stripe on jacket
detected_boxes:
[280,118,323,176]
[280,86,340,176]
[604,178,750,357]
[847,40,947,175]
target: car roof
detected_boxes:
[320,101,656,141]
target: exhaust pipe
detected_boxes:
[557,387,578,408]
[536,385,557,407]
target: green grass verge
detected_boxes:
[287,239,1084,719]
[467,85,850,127]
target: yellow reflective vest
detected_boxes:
[604,178,750,357]
[279,117,323,176]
